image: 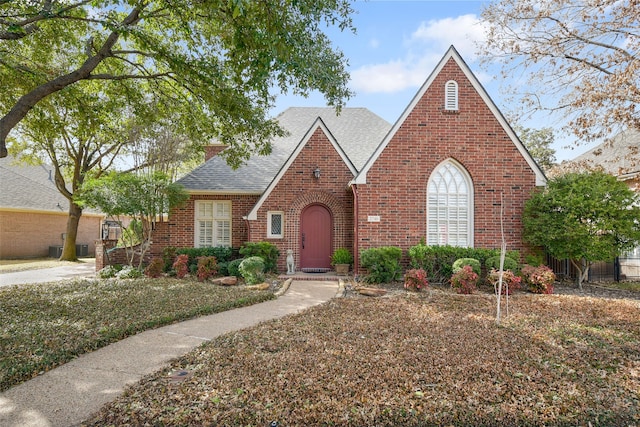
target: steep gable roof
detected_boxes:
[352,45,546,186]
[177,107,391,194]
[246,118,356,220]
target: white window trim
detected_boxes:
[445,80,458,111]
[194,200,232,248]
[426,159,473,247]
[267,211,284,239]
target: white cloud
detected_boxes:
[351,14,488,94]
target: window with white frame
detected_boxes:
[445,80,458,111]
[427,160,473,247]
[195,200,231,247]
[267,211,284,238]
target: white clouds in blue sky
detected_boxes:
[272,0,590,160]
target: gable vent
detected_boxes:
[445,80,458,111]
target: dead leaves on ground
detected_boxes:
[86,291,640,426]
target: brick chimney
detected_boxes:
[204,144,228,161]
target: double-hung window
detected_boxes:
[195,200,231,247]
[427,160,473,247]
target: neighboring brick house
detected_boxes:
[0,156,102,259]
[151,46,546,273]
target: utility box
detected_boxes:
[48,246,63,258]
[76,244,89,257]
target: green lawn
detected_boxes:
[0,277,274,391]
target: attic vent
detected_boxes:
[445,80,458,111]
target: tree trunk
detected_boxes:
[60,202,83,261]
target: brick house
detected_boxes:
[150,46,546,274]
[0,156,102,259]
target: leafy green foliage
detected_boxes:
[238,256,265,285]
[452,258,481,275]
[409,244,519,283]
[360,246,403,283]
[176,247,234,274]
[485,255,519,273]
[514,126,557,171]
[450,265,479,294]
[523,171,640,287]
[331,248,353,265]
[0,278,274,391]
[227,259,243,278]
[1,0,355,166]
[239,242,280,274]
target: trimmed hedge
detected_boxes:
[239,242,280,273]
[360,246,403,283]
[408,244,519,283]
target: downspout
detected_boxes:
[351,183,359,276]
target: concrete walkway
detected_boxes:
[0,260,96,287]
[0,280,340,427]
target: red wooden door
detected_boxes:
[300,204,332,270]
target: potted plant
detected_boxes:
[331,248,353,276]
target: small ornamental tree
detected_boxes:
[523,171,640,289]
[78,171,188,268]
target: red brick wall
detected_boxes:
[356,58,538,264]
[250,127,355,272]
[149,194,260,259]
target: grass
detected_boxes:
[84,288,640,426]
[0,277,274,391]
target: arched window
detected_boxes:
[427,160,473,247]
[445,80,458,111]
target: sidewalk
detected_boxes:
[0,280,340,427]
[0,260,96,287]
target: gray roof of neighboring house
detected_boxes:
[0,156,70,213]
[572,128,640,178]
[177,107,392,193]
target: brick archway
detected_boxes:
[286,191,350,270]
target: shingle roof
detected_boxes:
[0,156,70,212]
[176,107,391,193]
[571,129,640,178]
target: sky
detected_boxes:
[272,0,595,162]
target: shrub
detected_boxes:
[175,247,234,272]
[97,264,122,279]
[404,268,428,291]
[196,256,218,282]
[144,257,165,278]
[162,246,177,273]
[450,265,478,294]
[452,258,481,275]
[239,242,280,273]
[360,246,403,283]
[409,243,519,283]
[227,258,243,277]
[331,248,353,265]
[116,266,143,279]
[173,254,189,279]
[485,256,519,273]
[239,256,265,285]
[488,269,521,295]
[521,264,556,294]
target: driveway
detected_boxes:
[0,260,96,287]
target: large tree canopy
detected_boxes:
[0,0,354,166]
[523,171,640,288]
[481,0,639,143]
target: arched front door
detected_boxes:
[300,204,332,271]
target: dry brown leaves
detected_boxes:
[84,290,640,426]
